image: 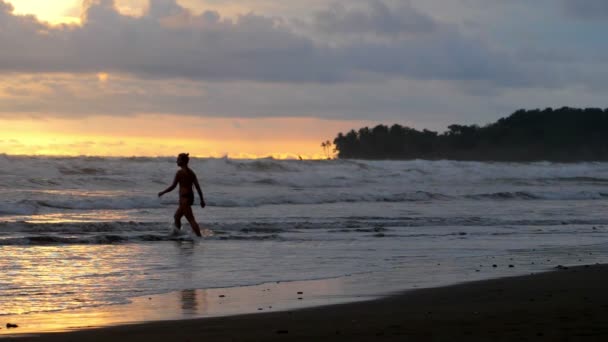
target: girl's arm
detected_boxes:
[158,173,179,197]
[193,173,205,207]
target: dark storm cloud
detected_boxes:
[0,0,532,86]
[563,0,608,19]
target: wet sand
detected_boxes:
[5,264,608,341]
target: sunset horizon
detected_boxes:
[0,114,364,159]
[0,1,389,159]
[5,0,604,160]
[3,1,608,340]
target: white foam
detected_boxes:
[2,157,608,215]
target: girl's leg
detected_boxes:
[173,206,184,229]
[183,206,202,237]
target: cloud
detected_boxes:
[147,0,183,18]
[0,0,531,86]
[0,72,548,129]
[2,0,606,132]
[313,0,436,37]
[562,0,608,19]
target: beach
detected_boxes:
[4,264,607,341]
[2,157,608,338]
[3,0,608,339]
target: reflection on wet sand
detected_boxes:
[0,275,367,335]
[0,237,379,336]
[180,289,199,315]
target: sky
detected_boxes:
[0,0,607,158]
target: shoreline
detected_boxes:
[4,264,608,341]
[0,274,384,336]
[0,260,554,336]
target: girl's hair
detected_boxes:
[178,153,190,164]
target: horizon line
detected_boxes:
[0,152,331,161]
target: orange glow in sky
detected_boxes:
[8,0,254,25]
[0,115,371,159]
[9,0,81,24]
[1,2,374,159]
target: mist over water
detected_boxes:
[1,155,608,317]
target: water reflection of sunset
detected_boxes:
[11,211,135,224]
[0,273,358,335]
[1,228,366,335]
[1,245,145,316]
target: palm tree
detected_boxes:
[321,140,332,159]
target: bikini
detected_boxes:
[181,192,195,206]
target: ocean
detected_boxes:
[1,155,608,325]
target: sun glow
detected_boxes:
[96,72,110,83]
[8,0,81,25]
[0,3,371,160]
[0,115,363,159]
[7,0,261,26]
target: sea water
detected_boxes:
[1,155,608,319]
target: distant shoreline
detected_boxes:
[337,156,608,162]
[332,107,608,162]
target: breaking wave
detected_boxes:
[1,216,606,246]
[2,189,608,218]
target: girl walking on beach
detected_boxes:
[158,153,206,237]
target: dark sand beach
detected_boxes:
[6,264,608,341]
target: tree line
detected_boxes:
[331,107,608,161]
